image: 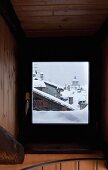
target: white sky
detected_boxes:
[33,62,89,87]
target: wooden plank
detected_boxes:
[19,15,107,22]
[98,160,107,170]
[13,4,108,11]
[12,0,108,6]
[8,30,13,134]
[3,18,9,131]
[79,160,96,170]
[0,16,17,137]
[16,10,52,17]
[61,161,76,170]
[14,9,108,17]
[8,31,16,136]
[21,22,101,30]
[54,9,108,16]
[0,153,105,170]
[43,164,56,170]
[32,168,42,170]
[25,29,97,37]
[79,160,106,170]
[56,163,61,170]
[0,16,4,129]
[7,22,11,133]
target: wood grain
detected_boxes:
[0,16,17,137]
[12,0,108,6]
[61,161,76,170]
[0,153,106,170]
[14,4,108,11]
[79,160,96,170]
[15,9,108,17]
[11,0,108,37]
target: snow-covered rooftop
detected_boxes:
[61,90,74,99]
[78,96,86,102]
[40,72,44,75]
[33,88,74,110]
[33,79,46,88]
[33,76,64,90]
[44,80,64,90]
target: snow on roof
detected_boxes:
[33,88,74,110]
[44,80,64,90]
[34,77,64,90]
[33,79,46,88]
[82,85,88,91]
[40,72,44,75]
[61,90,74,99]
[78,95,86,102]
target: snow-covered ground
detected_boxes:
[32,105,88,124]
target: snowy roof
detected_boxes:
[33,79,46,88]
[33,77,64,90]
[78,96,86,102]
[33,88,74,110]
[82,85,88,91]
[44,80,64,90]
[61,90,74,99]
[40,72,44,75]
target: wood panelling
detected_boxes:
[61,161,76,170]
[11,0,108,37]
[0,153,106,170]
[43,164,56,170]
[79,160,106,170]
[21,15,105,27]
[13,4,108,11]
[12,0,108,6]
[79,160,96,170]
[0,16,17,137]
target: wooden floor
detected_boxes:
[0,153,107,170]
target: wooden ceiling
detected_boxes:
[11,0,108,37]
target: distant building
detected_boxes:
[71,76,80,90]
[33,71,64,98]
[40,72,44,80]
[43,81,64,99]
[33,78,46,91]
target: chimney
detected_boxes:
[69,97,73,104]
[40,72,44,80]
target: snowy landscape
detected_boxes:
[32,62,89,124]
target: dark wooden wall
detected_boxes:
[102,35,108,145]
[0,15,18,137]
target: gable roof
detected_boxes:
[44,80,64,90]
[33,88,74,110]
[33,79,46,88]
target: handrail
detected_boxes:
[21,157,107,170]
